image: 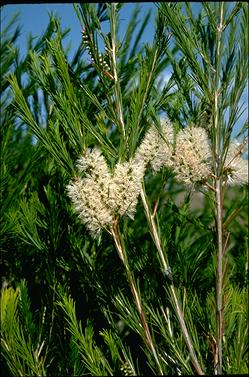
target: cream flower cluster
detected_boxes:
[136,121,248,187]
[108,161,145,218]
[135,121,212,185]
[223,140,248,186]
[134,119,174,172]
[171,127,212,185]
[67,148,145,237]
[67,123,248,238]
[67,149,112,237]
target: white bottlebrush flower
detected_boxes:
[76,147,110,181]
[172,127,212,185]
[223,140,248,186]
[67,176,113,238]
[135,119,174,172]
[108,160,145,219]
[67,148,146,237]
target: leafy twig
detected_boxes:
[140,185,204,375]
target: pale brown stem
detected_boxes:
[111,221,163,375]
[214,4,225,371]
[215,178,224,375]
[140,186,204,375]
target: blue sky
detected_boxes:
[2,3,247,137]
[2,3,157,60]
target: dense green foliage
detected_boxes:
[1,3,248,376]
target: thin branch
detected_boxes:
[215,179,224,375]
[111,220,163,375]
[140,185,204,375]
[109,3,126,140]
[213,4,225,374]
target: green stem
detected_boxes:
[111,221,163,375]
[140,186,204,375]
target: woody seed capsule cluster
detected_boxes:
[82,29,111,74]
[120,361,134,376]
